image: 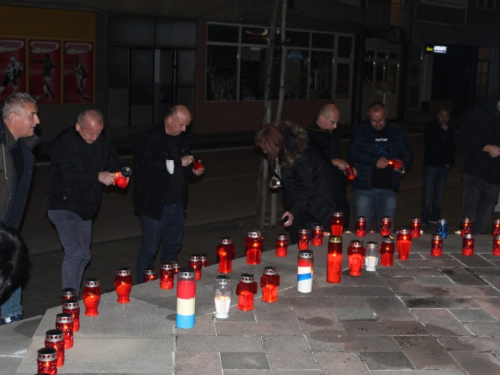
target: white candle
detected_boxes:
[214,296,231,319]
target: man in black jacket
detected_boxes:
[457,94,500,234]
[421,107,455,225]
[46,109,126,294]
[133,105,204,283]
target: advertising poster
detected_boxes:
[63,41,94,103]
[0,39,26,104]
[29,40,61,104]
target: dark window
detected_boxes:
[208,24,239,43]
[338,36,353,58]
[108,47,129,87]
[312,33,334,49]
[206,45,237,101]
[130,49,154,103]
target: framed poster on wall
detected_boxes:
[29,40,61,104]
[63,41,93,104]
[0,39,26,104]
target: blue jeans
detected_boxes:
[137,203,184,283]
[354,188,397,232]
[48,210,92,294]
[1,286,22,319]
[421,165,448,223]
[460,174,500,234]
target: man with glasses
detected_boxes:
[348,102,413,232]
[307,103,352,227]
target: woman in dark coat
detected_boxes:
[255,121,349,244]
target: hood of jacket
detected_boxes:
[279,121,309,168]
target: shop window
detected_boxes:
[108,46,129,87]
[208,24,239,43]
[310,51,332,99]
[312,33,334,49]
[284,49,308,100]
[336,63,351,98]
[241,27,269,45]
[206,45,237,101]
[240,47,266,100]
[338,36,353,58]
[130,49,153,103]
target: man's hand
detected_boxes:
[193,168,204,176]
[331,158,349,171]
[281,211,294,227]
[376,157,389,169]
[98,171,116,186]
[483,145,500,158]
[181,155,195,166]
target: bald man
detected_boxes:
[133,105,204,282]
[307,104,352,227]
[47,109,127,294]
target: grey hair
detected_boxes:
[2,93,36,121]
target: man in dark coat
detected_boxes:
[0,92,38,325]
[348,102,413,232]
[421,107,455,225]
[133,105,204,283]
[47,109,126,295]
[456,94,500,234]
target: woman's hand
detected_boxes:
[281,212,294,227]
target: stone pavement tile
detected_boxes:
[438,336,500,353]
[448,351,500,375]
[176,336,264,352]
[420,253,456,260]
[372,371,466,375]
[221,352,270,370]
[450,254,496,268]
[463,322,500,336]
[477,253,500,261]
[224,370,322,375]
[384,278,451,298]
[177,313,216,336]
[253,299,298,322]
[308,335,401,352]
[449,308,497,322]
[315,351,371,375]
[267,351,319,370]
[18,337,174,374]
[403,297,481,309]
[481,275,500,290]
[360,351,414,370]
[295,307,346,337]
[0,316,41,357]
[376,268,444,277]
[415,276,456,287]
[341,321,429,336]
[446,285,500,298]
[175,352,222,374]
[366,297,417,321]
[262,335,311,351]
[475,298,500,321]
[441,268,488,285]
[393,336,461,371]
[411,308,471,336]
[216,319,303,336]
[283,283,326,297]
[396,258,464,268]
[217,305,256,322]
[320,285,395,297]
[329,270,387,286]
[332,307,376,321]
[468,268,500,277]
[288,296,369,310]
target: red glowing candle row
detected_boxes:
[275,234,288,257]
[261,266,280,303]
[218,237,236,273]
[236,273,258,311]
[311,226,324,247]
[327,236,342,283]
[246,231,263,265]
[330,211,344,236]
[298,229,310,250]
[347,240,365,276]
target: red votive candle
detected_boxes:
[347,240,366,276]
[61,288,76,304]
[380,236,395,266]
[192,159,204,171]
[493,219,500,238]
[311,225,324,246]
[275,234,288,257]
[355,216,367,237]
[330,211,344,236]
[494,234,500,256]
[83,278,101,316]
[380,216,392,236]
[410,217,421,238]
[327,236,343,283]
[261,266,280,303]
[461,217,473,237]
[396,228,412,260]
[160,262,175,290]
[236,273,258,311]
[188,254,203,280]
[298,228,310,250]
[143,267,157,283]
[200,254,209,267]
[217,237,235,273]
[345,165,356,180]
[431,234,443,257]
[172,261,181,275]
[45,329,64,368]
[37,347,57,375]
[55,313,73,350]
[62,298,80,332]
[462,233,474,256]
[115,267,132,303]
[245,231,263,265]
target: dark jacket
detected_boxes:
[278,122,349,229]
[348,121,413,191]
[46,127,124,220]
[306,122,342,160]
[423,121,455,168]
[0,110,37,230]
[132,123,194,221]
[456,94,500,184]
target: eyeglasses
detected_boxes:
[322,114,337,125]
[369,117,386,125]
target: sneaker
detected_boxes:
[2,313,23,325]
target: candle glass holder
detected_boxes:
[62,298,80,332]
[380,216,392,236]
[61,288,77,304]
[83,278,101,316]
[431,234,443,257]
[298,228,310,250]
[493,234,500,256]
[461,217,473,237]
[214,275,232,319]
[327,236,343,283]
[462,233,475,256]
[176,268,196,329]
[330,211,344,236]
[275,234,288,257]
[245,231,263,265]
[311,225,324,246]
[45,329,64,368]
[172,261,181,275]
[355,216,366,237]
[55,313,73,350]
[115,267,132,303]
[347,240,366,276]
[260,266,280,303]
[493,219,500,238]
[217,237,235,273]
[37,347,58,375]
[388,158,405,174]
[188,254,203,280]
[160,262,175,290]
[235,273,258,311]
[437,219,448,239]
[200,254,209,268]
[192,159,204,171]
[365,241,379,271]
[297,250,314,293]
[410,217,422,238]
[380,236,395,266]
[143,267,157,283]
[396,228,412,261]
[345,165,356,180]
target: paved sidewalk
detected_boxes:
[7,232,500,375]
